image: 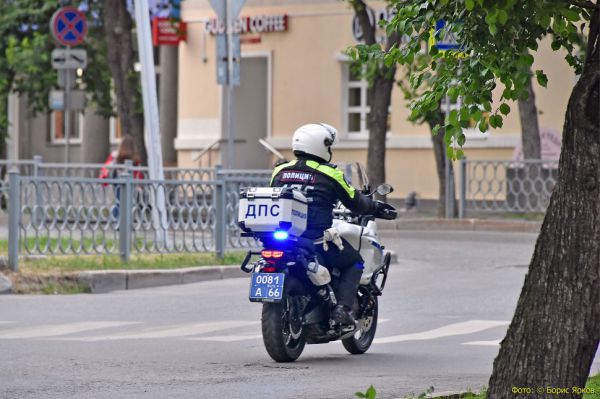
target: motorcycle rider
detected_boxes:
[270,123,383,326]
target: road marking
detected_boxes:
[0,321,138,339]
[374,320,509,344]
[191,334,262,342]
[462,339,501,346]
[60,320,258,341]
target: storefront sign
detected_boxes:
[152,17,187,46]
[352,7,395,43]
[205,14,288,35]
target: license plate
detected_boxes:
[249,273,285,302]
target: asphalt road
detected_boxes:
[1,230,598,399]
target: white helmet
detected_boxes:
[292,123,338,162]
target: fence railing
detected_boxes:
[462,159,559,214]
[2,156,560,270]
[3,159,271,271]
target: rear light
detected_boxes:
[262,250,285,259]
[261,250,273,258]
[262,266,277,273]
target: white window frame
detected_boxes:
[341,62,370,139]
[339,57,392,140]
[50,110,83,144]
[109,116,122,145]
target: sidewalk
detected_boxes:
[378,217,541,233]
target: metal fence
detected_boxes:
[2,156,561,270]
[3,159,271,271]
[462,159,559,214]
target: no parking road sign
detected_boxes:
[51,7,88,47]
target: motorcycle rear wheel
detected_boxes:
[261,279,306,362]
[342,293,378,354]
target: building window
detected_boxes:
[50,111,82,143]
[343,63,370,135]
[341,62,391,136]
[110,116,123,144]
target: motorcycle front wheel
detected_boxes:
[342,292,378,354]
[261,278,306,362]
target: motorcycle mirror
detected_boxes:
[376,184,394,196]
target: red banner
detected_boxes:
[152,17,186,46]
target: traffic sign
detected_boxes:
[49,90,86,111]
[429,19,467,57]
[51,7,88,47]
[209,0,245,21]
[52,48,88,70]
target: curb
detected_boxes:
[78,265,249,294]
[378,218,541,233]
[76,250,398,294]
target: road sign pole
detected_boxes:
[133,0,168,246]
[64,48,71,163]
[226,0,235,170]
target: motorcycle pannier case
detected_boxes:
[238,187,308,237]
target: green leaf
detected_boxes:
[499,103,511,115]
[535,70,548,87]
[561,8,580,22]
[497,10,508,26]
[489,114,504,128]
[366,385,377,399]
[465,0,475,11]
[479,118,489,133]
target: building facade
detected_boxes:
[177,0,575,199]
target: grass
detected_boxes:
[18,251,247,273]
[493,212,545,221]
[0,238,247,272]
[585,374,600,399]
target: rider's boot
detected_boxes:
[332,304,356,325]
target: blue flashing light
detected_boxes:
[273,230,289,241]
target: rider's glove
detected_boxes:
[322,227,344,252]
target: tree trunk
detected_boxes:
[487,14,599,398]
[350,0,399,198]
[427,110,458,218]
[366,73,394,193]
[518,76,542,160]
[103,0,146,163]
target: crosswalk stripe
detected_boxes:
[0,321,138,339]
[59,320,258,341]
[462,339,501,346]
[191,334,263,342]
[373,320,509,344]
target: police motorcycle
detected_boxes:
[237,180,397,362]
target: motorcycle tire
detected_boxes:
[261,277,306,362]
[342,294,378,355]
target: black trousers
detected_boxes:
[314,238,363,308]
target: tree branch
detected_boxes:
[566,0,599,10]
[585,7,599,62]
[349,0,376,45]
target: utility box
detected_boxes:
[238,187,308,237]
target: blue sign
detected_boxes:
[51,7,88,47]
[431,19,462,51]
